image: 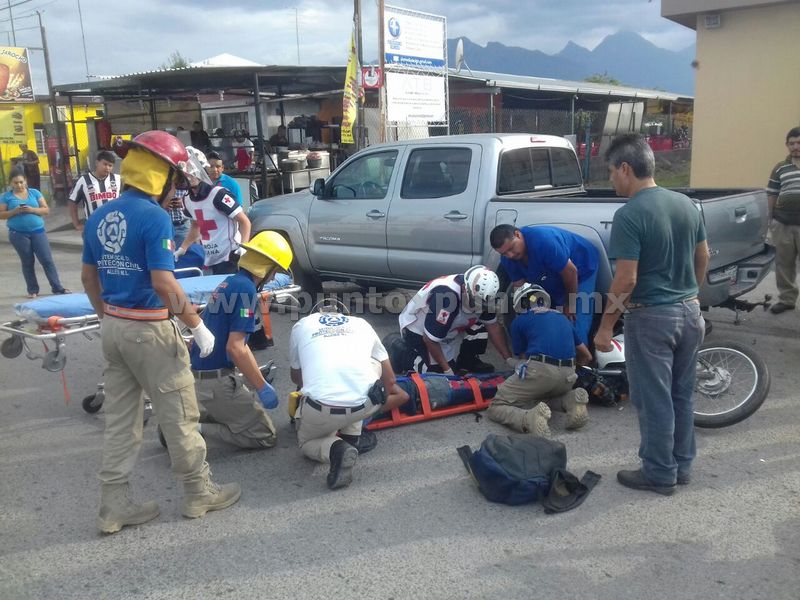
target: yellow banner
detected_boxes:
[0,47,34,103]
[0,104,26,144]
[341,27,360,145]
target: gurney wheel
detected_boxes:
[82,392,104,414]
[1,335,23,359]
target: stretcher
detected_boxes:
[365,371,510,430]
[0,271,300,413]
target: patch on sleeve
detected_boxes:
[162,239,174,251]
[436,308,450,324]
[221,194,236,208]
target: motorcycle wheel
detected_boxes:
[693,340,770,428]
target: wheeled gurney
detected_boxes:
[0,272,300,412]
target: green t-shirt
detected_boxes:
[609,186,707,306]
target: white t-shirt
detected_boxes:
[289,312,388,407]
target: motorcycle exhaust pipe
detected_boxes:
[596,368,624,376]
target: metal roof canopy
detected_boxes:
[53,65,347,100]
[448,69,693,102]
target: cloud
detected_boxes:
[5,0,694,92]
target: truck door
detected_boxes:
[386,144,482,281]
[307,149,400,276]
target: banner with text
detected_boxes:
[384,7,446,70]
[0,104,26,143]
[0,47,34,103]
[341,26,362,145]
[386,72,446,123]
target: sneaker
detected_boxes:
[327,439,358,489]
[769,302,795,314]
[523,403,551,437]
[617,469,676,496]
[53,288,71,295]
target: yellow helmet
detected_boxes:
[239,231,293,278]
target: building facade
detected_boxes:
[663,0,800,188]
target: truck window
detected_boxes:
[328,150,397,199]
[400,147,471,199]
[551,147,582,187]
[498,148,551,194]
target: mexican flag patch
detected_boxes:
[240,308,253,318]
[163,239,175,251]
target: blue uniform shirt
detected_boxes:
[82,189,175,309]
[511,308,580,360]
[217,173,243,206]
[190,271,258,370]
[500,226,598,305]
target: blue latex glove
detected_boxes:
[515,362,528,380]
[257,382,278,409]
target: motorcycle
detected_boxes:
[577,297,772,428]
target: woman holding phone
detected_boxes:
[0,170,69,298]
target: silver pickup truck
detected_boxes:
[248,133,774,307]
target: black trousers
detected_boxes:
[402,324,488,373]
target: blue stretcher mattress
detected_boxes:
[13,273,294,322]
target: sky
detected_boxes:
[1,0,697,94]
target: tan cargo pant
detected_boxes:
[487,361,578,432]
[296,398,381,463]
[772,221,800,306]
[196,375,277,449]
[99,316,208,487]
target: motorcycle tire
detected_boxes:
[693,340,770,428]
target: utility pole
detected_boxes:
[36,10,68,203]
[294,7,300,65]
[354,0,365,149]
[76,0,91,80]
[7,0,16,45]
[378,0,386,143]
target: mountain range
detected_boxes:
[446,32,696,95]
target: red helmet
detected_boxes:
[114,130,188,169]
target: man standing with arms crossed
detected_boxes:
[82,131,240,534]
[766,126,800,314]
[594,134,708,496]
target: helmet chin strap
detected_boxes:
[158,167,176,203]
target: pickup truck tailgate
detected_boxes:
[695,190,768,270]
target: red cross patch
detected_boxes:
[436,309,450,324]
[194,209,219,241]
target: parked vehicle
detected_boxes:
[248,133,774,309]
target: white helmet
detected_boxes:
[512,283,551,312]
[464,265,499,303]
[181,145,212,185]
[595,334,625,368]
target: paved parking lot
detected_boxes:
[0,242,798,600]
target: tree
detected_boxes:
[161,51,191,70]
[584,72,622,86]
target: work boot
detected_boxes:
[97,482,160,534]
[455,354,495,374]
[182,472,241,519]
[522,403,551,437]
[769,302,795,314]
[564,388,590,430]
[339,429,378,454]
[327,439,358,490]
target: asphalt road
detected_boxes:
[0,243,798,600]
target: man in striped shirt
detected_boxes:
[767,126,800,314]
[69,150,121,232]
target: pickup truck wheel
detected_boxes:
[496,268,515,342]
[290,266,323,312]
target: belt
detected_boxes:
[628,296,699,310]
[192,368,234,380]
[304,396,366,415]
[104,303,169,321]
[526,353,575,368]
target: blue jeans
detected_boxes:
[624,300,705,485]
[172,220,191,249]
[8,229,65,295]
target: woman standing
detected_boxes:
[0,171,69,298]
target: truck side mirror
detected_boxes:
[312,178,325,197]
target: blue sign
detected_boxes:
[388,17,400,38]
